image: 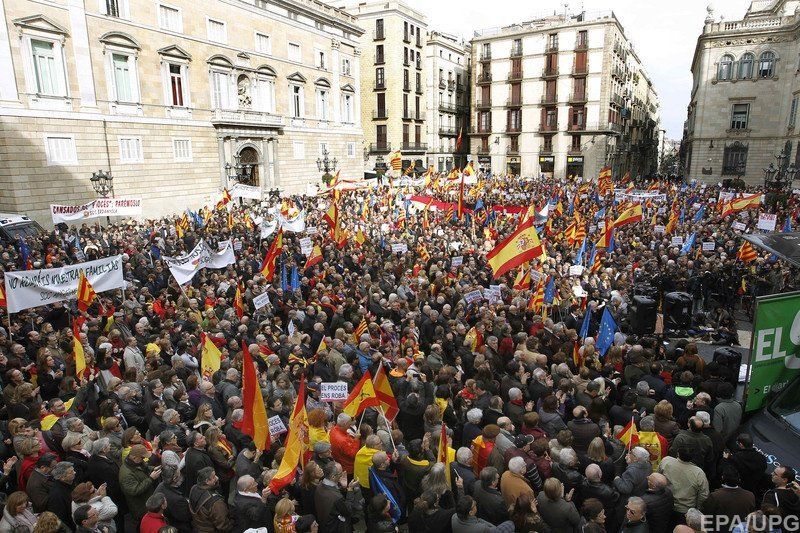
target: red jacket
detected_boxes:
[329,426,360,474]
[140,512,167,533]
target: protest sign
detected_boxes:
[320,382,349,402]
[299,237,313,255]
[732,221,747,231]
[569,265,584,276]
[228,183,262,200]
[268,415,287,436]
[464,290,483,304]
[306,226,318,235]
[451,256,463,267]
[758,213,777,231]
[4,255,124,313]
[653,225,665,234]
[391,243,408,254]
[51,198,142,224]
[163,240,236,285]
[530,270,545,282]
[671,236,684,246]
[702,241,716,251]
[253,292,271,310]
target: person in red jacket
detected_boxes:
[139,493,168,533]
[328,413,361,476]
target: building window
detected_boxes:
[111,52,138,102]
[571,107,585,127]
[403,69,409,90]
[416,72,421,92]
[722,142,748,174]
[118,136,143,163]
[547,33,558,50]
[101,0,129,18]
[739,52,754,79]
[790,96,798,129]
[173,138,192,162]
[316,49,327,69]
[759,51,775,78]
[316,88,328,120]
[571,135,581,151]
[158,4,182,32]
[342,93,353,123]
[377,92,386,116]
[288,43,301,62]
[291,85,303,118]
[341,57,351,75]
[347,142,356,157]
[376,125,387,146]
[255,33,271,54]
[577,30,588,47]
[30,39,67,96]
[717,54,733,81]
[206,19,227,44]
[730,103,749,130]
[253,75,275,112]
[376,67,384,87]
[479,111,490,130]
[210,70,233,109]
[546,108,558,128]
[375,45,384,64]
[292,141,304,159]
[44,135,77,165]
[164,63,188,107]
[318,142,328,157]
[375,19,384,39]
[481,42,490,59]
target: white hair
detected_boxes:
[508,456,526,475]
[631,447,650,463]
[685,508,703,529]
[456,447,473,465]
[508,387,522,400]
[466,408,483,424]
[560,448,578,467]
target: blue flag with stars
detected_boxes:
[680,233,696,255]
[784,217,793,232]
[544,276,556,304]
[369,467,403,522]
[280,263,288,292]
[579,306,592,339]
[693,205,705,222]
[290,265,300,292]
[596,307,618,357]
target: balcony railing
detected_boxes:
[439,126,458,136]
[611,94,624,107]
[475,99,492,110]
[510,45,523,57]
[569,92,587,103]
[507,70,523,82]
[572,65,588,76]
[542,67,558,78]
[471,125,492,134]
[612,65,625,80]
[545,42,559,53]
[368,142,391,153]
[540,94,557,105]
[439,102,458,113]
[402,142,427,151]
[402,109,413,120]
[372,30,385,40]
[372,109,387,120]
[477,146,491,155]
[575,40,588,51]
[403,33,411,43]
[373,80,385,90]
[415,85,423,94]
[538,123,558,133]
[506,125,522,134]
[477,72,492,84]
[414,111,426,121]
[403,81,410,92]
[539,144,553,154]
[448,80,456,91]
[211,109,284,127]
[457,82,465,93]
[569,123,586,131]
[507,97,523,107]
[479,51,492,61]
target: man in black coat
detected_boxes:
[183,431,215,489]
[154,467,192,533]
[26,453,57,514]
[567,406,601,458]
[47,461,77,530]
[722,433,769,497]
[472,467,508,525]
[370,452,407,514]
[581,464,621,532]
[86,439,126,532]
[451,449,478,498]
[231,475,270,533]
[641,473,673,533]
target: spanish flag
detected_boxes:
[241,340,270,451]
[304,245,324,270]
[616,416,639,449]
[471,435,495,476]
[76,271,97,312]
[343,371,380,418]
[355,228,367,247]
[200,332,222,377]
[572,341,582,368]
[596,218,614,248]
[260,229,283,281]
[233,284,245,319]
[613,203,643,229]
[722,193,762,218]
[73,321,86,379]
[0,284,6,308]
[373,364,399,421]
[269,379,309,494]
[738,241,758,263]
[457,176,465,219]
[638,431,668,472]
[222,188,232,204]
[486,218,544,279]
[465,326,483,352]
[323,203,339,231]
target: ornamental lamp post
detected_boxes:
[316,149,337,186]
[90,170,114,225]
[763,149,797,209]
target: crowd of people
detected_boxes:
[0,172,798,533]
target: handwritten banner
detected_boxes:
[320,382,349,402]
[51,198,142,224]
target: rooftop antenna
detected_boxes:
[563,1,569,19]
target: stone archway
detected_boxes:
[238,146,259,186]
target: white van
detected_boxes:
[0,213,44,243]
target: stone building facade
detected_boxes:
[425,31,470,171]
[469,10,660,180]
[0,0,364,224]
[684,0,800,184]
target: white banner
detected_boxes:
[732,221,747,231]
[320,382,349,402]
[451,256,463,267]
[702,242,716,251]
[277,211,306,233]
[391,243,408,254]
[253,291,271,310]
[51,198,142,224]
[228,183,262,200]
[260,220,277,239]
[464,290,483,303]
[162,240,236,285]
[4,255,124,313]
[569,265,584,276]
[299,237,313,256]
[671,236,684,246]
[757,213,777,231]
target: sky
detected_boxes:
[395,0,754,139]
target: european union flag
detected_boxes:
[17,238,31,270]
[579,306,592,339]
[474,198,485,211]
[693,205,705,222]
[596,307,618,357]
[280,263,288,292]
[369,468,403,522]
[679,207,685,224]
[594,207,606,220]
[290,265,299,292]
[784,217,793,232]
[574,237,587,265]
[544,276,556,304]
[150,244,162,260]
[680,233,696,256]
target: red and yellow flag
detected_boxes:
[722,193,762,218]
[738,241,758,263]
[304,245,324,270]
[342,370,380,418]
[373,364,399,421]
[200,332,222,377]
[437,422,455,483]
[0,284,6,308]
[616,416,639,449]
[241,340,270,451]
[353,316,368,343]
[76,272,97,312]
[234,284,245,319]
[614,203,643,229]
[260,229,284,281]
[269,379,308,494]
[486,218,544,279]
[354,228,367,247]
[73,321,86,379]
[463,161,476,176]
[513,267,531,291]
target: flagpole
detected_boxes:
[378,405,396,452]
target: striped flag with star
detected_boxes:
[737,241,758,263]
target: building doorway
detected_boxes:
[238,146,259,186]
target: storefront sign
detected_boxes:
[539,156,555,164]
[566,156,584,164]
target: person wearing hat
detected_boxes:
[119,444,161,527]
[503,434,543,492]
[313,441,333,469]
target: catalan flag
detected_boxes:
[598,166,612,196]
[241,340,270,451]
[353,316,368,342]
[614,203,643,228]
[486,218,544,279]
[529,280,545,313]
[269,379,309,494]
[389,150,402,171]
[76,271,97,312]
[417,243,430,263]
[513,267,531,291]
[737,241,758,263]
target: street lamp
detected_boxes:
[90,170,114,198]
[225,154,256,186]
[374,154,387,186]
[763,149,797,209]
[316,149,338,186]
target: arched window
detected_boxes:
[718,54,734,81]
[759,51,775,78]
[739,52,754,79]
